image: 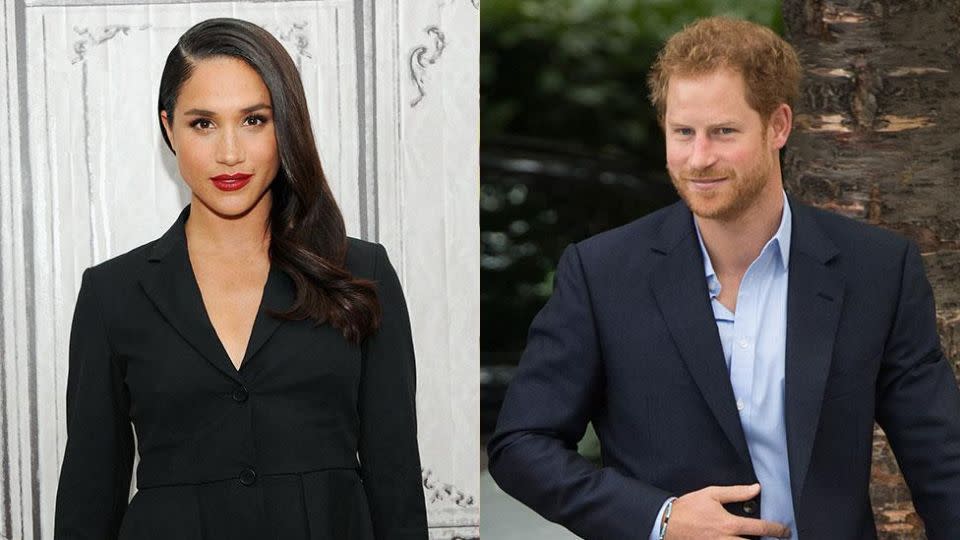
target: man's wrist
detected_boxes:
[658,497,679,540]
[648,497,677,540]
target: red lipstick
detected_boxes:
[210,172,253,192]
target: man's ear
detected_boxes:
[160,110,177,154]
[767,103,793,150]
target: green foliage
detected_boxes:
[480,0,785,449]
[481,0,783,157]
[480,1,783,372]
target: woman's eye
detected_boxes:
[190,119,213,130]
[244,115,268,126]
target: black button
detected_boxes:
[742,499,757,515]
[232,386,249,403]
[239,468,257,486]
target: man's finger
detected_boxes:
[730,516,791,538]
[711,483,761,503]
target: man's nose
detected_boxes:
[688,135,718,171]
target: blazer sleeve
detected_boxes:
[875,240,960,539]
[55,268,135,539]
[487,243,671,540]
[358,244,429,539]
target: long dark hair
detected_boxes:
[158,18,381,343]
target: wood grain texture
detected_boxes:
[783,1,960,537]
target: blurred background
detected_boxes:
[480,1,779,537]
[479,0,960,538]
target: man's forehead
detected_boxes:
[667,68,747,94]
[664,70,755,120]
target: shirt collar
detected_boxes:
[694,191,792,294]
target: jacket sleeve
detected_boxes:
[358,244,429,539]
[55,268,135,539]
[487,243,672,540]
[875,240,960,539]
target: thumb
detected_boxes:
[712,483,761,504]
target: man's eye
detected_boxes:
[675,128,693,136]
[718,127,736,135]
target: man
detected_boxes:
[487,17,960,540]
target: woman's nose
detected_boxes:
[216,128,244,165]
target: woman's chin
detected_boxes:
[192,196,262,220]
[191,187,272,220]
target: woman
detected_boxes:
[54,18,427,540]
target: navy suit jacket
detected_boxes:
[488,197,960,539]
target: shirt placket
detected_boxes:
[730,262,762,423]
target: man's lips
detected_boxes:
[687,177,728,183]
[686,176,729,192]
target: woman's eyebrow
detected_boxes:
[241,103,272,113]
[182,108,216,117]
[182,103,272,116]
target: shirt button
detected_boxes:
[738,338,749,349]
[736,400,745,411]
[239,468,257,486]
[742,499,758,515]
[232,385,249,403]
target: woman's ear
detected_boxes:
[160,110,177,153]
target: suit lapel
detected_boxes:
[784,199,844,514]
[650,203,753,466]
[241,264,296,371]
[139,206,243,382]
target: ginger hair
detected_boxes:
[648,17,802,125]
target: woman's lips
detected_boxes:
[210,173,253,192]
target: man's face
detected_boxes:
[664,69,785,222]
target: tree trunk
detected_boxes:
[782,1,960,538]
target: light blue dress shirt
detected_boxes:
[648,192,797,540]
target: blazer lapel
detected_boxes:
[241,264,296,370]
[650,203,753,466]
[139,206,243,383]
[783,199,844,515]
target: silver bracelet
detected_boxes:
[658,497,678,540]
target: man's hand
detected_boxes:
[665,484,791,539]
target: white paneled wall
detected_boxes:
[0,1,479,538]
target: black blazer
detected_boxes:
[54,206,428,540]
[488,197,960,540]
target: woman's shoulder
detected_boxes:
[85,209,187,282]
[84,238,160,284]
[344,236,388,281]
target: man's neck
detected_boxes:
[696,185,785,279]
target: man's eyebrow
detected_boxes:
[182,103,273,116]
[665,120,743,128]
[707,120,742,128]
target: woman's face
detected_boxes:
[160,56,280,219]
